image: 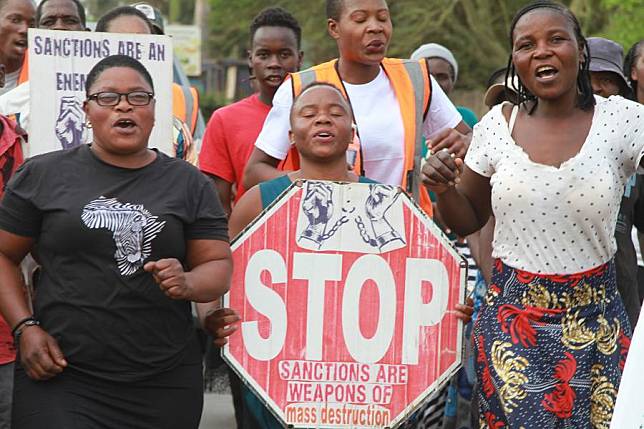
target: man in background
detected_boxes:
[0,0,86,131]
[198,7,303,215]
[0,0,34,96]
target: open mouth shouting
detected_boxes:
[535,65,559,82]
[113,118,139,134]
[13,38,28,54]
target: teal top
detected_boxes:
[456,106,478,129]
[259,175,377,209]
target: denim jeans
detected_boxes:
[0,362,14,429]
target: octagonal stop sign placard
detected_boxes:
[223,181,466,428]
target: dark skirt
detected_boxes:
[11,359,203,429]
[473,259,631,428]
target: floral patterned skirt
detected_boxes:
[473,259,631,429]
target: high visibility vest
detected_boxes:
[172,84,200,137]
[286,58,434,217]
[18,54,29,85]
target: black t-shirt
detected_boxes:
[0,145,228,381]
[614,173,643,327]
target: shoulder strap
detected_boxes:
[259,175,292,209]
[509,104,519,134]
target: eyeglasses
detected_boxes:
[87,91,155,107]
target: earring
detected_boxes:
[85,120,93,129]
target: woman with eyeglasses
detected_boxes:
[0,55,232,429]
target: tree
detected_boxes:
[596,0,644,50]
[206,0,643,90]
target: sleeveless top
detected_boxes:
[259,175,377,209]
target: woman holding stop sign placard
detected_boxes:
[198,82,474,428]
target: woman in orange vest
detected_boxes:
[242,0,472,217]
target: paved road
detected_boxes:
[199,393,236,429]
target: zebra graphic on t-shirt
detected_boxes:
[81,196,166,276]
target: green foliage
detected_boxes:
[205,0,643,90]
[594,0,644,49]
[81,0,643,89]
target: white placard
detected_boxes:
[28,29,173,156]
[610,305,644,428]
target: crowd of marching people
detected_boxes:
[0,0,642,428]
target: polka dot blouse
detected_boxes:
[465,95,644,274]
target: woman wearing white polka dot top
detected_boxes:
[422,2,643,428]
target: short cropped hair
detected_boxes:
[85,54,154,95]
[291,81,353,121]
[95,6,153,33]
[326,0,344,20]
[36,0,86,27]
[250,7,302,49]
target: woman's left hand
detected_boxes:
[455,297,474,324]
[144,258,193,300]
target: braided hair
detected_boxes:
[623,40,643,100]
[505,1,595,113]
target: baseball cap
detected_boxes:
[483,75,520,107]
[587,37,628,88]
[411,43,458,83]
[132,2,164,34]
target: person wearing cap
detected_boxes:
[411,42,477,128]
[131,2,206,145]
[588,37,631,98]
[588,36,642,327]
[242,0,472,218]
[483,67,519,109]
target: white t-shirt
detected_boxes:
[255,68,461,185]
[0,82,29,125]
[0,69,20,96]
[465,96,644,274]
[634,227,643,267]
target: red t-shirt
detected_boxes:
[199,93,271,202]
[0,114,24,365]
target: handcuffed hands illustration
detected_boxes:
[359,185,405,251]
[300,182,335,245]
[55,96,86,150]
[298,182,405,252]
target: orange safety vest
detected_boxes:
[18,54,29,85]
[286,58,434,217]
[172,84,200,137]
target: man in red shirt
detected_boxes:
[199,7,303,215]
[0,59,26,429]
